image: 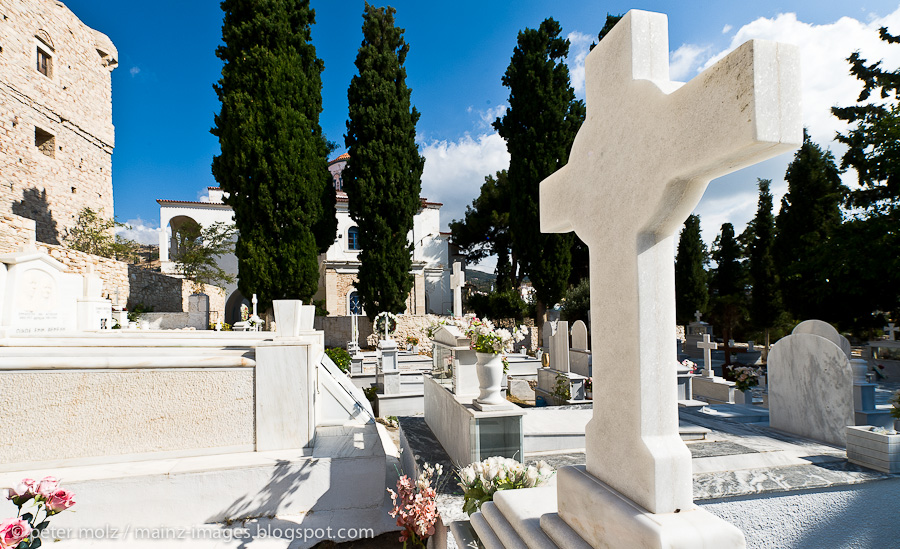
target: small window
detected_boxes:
[36,47,51,77]
[348,291,363,316]
[34,127,55,158]
[347,226,360,250]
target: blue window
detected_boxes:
[348,227,360,250]
[349,291,363,315]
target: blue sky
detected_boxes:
[62,1,900,268]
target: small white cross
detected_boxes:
[697,334,718,377]
[450,262,465,317]
[885,322,898,341]
[694,310,702,323]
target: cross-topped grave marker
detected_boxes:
[694,310,703,323]
[885,322,898,341]
[450,261,465,317]
[698,333,718,377]
[537,10,800,547]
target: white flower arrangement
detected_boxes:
[428,316,526,354]
[457,457,554,516]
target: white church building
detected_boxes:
[158,153,457,323]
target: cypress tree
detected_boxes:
[494,18,585,318]
[344,3,424,318]
[710,223,745,363]
[748,179,781,349]
[774,130,845,320]
[674,214,708,325]
[211,0,336,309]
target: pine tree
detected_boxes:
[674,214,708,325]
[211,0,336,309]
[449,170,516,292]
[494,18,585,318]
[774,130,845,320]
[748,179,781,350]
[830,27,900,327]
[344,3,424,318]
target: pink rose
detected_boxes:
[0,517,32,548]
[6,478,36,505]
[35,476,59,498]
[45,488,76,513]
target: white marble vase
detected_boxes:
[475,352,505,405]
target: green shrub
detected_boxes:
[325,347,352,373]
[468,289,527,321]
[561,278,590,324]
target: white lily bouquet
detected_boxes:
[457,457,554,516]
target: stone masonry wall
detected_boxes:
[0,211,225,320]
[0,0,116,244]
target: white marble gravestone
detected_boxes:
[450,261,465,317]
[768,321,855,446]
[498,9,800,548]
[76,266,112,331]
[0,250,82,336]
[792,319,851,359]
[569,320,591,377]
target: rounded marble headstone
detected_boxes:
[792,319,852,360]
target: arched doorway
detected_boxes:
[225,289,250,325]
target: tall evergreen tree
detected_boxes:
[830,27,900,327]
[449,170,516,292]
[748,179,781,350]
[774,130,845,320]
[344,3,424,318]
[710,223,745,363]
[494,18,585,318]
[674,214,708,325]
[211,0,336,308]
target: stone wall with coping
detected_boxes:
[0,0,117,244]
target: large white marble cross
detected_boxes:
[698,333,718,377]
[450,261,465,317]
[885,322,898,341]
[540,10,800,521]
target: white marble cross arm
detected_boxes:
[540,10,801,241]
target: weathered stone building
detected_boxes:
[0,0,117,245]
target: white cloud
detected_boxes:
[669,43,711,81]
[197,189,211,202]
[722,24,733,34]
[129,66,140,77]
[698,8,900,147]
[117,217,161,245]
[566,31,593,96]
[420,132,510,232]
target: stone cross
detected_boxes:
[885,322,898,341]
[539,8,800,523]
[694,310,702,323]
[251,293,258,317]
[698,334,718,377]
[450,261,465,317]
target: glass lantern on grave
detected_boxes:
[430,324,478,394]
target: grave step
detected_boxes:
[493,487,558,549]
[480,501,527,548]
[470,509,505,549]
[540,512,592,549]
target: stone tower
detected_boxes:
[0,0,117,245]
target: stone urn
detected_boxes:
[475,352,506,406]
